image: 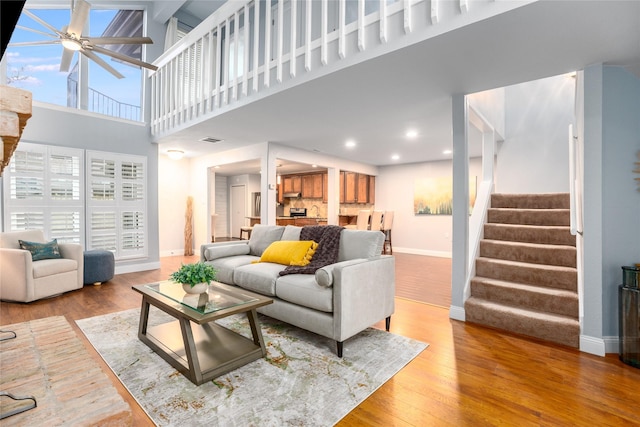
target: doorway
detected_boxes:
[230,184,247,239]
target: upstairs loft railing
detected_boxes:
[67,77,141,122]
[150,0,514,137]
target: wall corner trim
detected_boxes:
[449,305,465,321]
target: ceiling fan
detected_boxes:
[9,0,157,79]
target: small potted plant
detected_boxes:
[169,262,218,294]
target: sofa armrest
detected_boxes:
[315,259,368,287]
[200,241,250,262]
[58,243,84,289]
[331,255,395,342]
[0,248,34,302]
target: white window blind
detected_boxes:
[3,143,84,244]
[86,151,147,260]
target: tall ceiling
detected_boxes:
[155,0,640,174]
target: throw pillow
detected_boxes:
[18,239,62,261]
[248,225,285,256]
[256,240,318,266]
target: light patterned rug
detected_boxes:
[76,307,427,426]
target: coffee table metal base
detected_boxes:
[138,297,267,385]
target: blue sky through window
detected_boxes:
[5,7,143,118]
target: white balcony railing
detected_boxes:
[150,0,526,137]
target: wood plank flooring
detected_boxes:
[1,253,639,425]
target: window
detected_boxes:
[3,143,84,244]
[3,7,145,121]
[86,151,147,260]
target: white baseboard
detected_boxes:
[579,334,606,356]
[393,247,452,258]
[603,335,619,355]
[449,305,465,321]
[159,249,192,257]
[114,261,161,275]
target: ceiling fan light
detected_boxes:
[167,150,184,160]
[61,38,81,51]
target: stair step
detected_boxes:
[475,257,577,291]
[470,277,578,317]
[484,223,576,246]
[465,297,580,348]
[488,208,570,226]
[491,193,570,209]
[480,239,576,268]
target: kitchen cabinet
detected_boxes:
[294,217,326,226]
[276,218,295,226]
[283,175,301,193]
[344,172,357,203]
[277,181,283,204]
[339,171,375,204]
[323,173,328,203]
[302,173,323,199]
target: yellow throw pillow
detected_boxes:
[256,240,318,266]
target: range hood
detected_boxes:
[283,192,301,198]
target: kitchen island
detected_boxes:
[276,216,327,226]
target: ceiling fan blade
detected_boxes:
[82,49,124,79]
[22,9,63,36]
[15,25,58,39]
[9,40,61,47]
[60,48,75,72]
[91,45,158,71]
[87,37,154,45]
[67,0,90,38]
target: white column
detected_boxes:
[450,94,469,321]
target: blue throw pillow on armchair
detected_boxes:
[18,239,62,261]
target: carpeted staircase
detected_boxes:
[465,193,580,348]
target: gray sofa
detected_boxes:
[200,224,395,357]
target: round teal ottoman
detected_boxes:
[83,250,115,285]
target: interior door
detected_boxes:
[230,185,246,239]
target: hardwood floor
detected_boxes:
[2,254,640,425]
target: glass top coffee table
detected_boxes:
[132,280,273,385]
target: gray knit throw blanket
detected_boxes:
[279,225,344,276]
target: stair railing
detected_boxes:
[568,124,583,235]
[463,105,500,300]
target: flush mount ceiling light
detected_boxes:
[406,130,418,139]
[345,140,356,148]
[391,154,400,160]
[167,149,184,160]
[443,149,453,155]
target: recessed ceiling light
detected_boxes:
[443,149,452,155]
[312,164,318,168]
[391,154,400,160]
[406,130,418,139]
[345,140,356,148]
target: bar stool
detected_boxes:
[382,211,394,254]
[370,210,384,231]
[345,210,371,230]
[240,226,253,240]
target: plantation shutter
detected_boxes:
[2,143,84,244]
[86,151,147,260]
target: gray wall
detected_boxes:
[583,64,640,340]
[15,105,160,269]
[496,74,575,193]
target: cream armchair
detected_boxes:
[0,230,84,302]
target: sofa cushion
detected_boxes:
[234,262,286,296]
[19,239,62,261]
[248,225,285,256]
[275,274,333,313]
[281,225,302,241]
[32,258,78,279]
[337,229,384,261]
[315,258,368,288]
[205,255,258,285]
[205,243,250,261]
[257,240,318,266]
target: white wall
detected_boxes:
[496,74,575,193]
[376,158,482,257]
[158,154,191,256]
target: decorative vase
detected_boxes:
[182,282,208,294]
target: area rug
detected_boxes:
[76,307,427,426]
[0,316,131,426]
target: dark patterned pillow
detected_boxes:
[18,239,62,261]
